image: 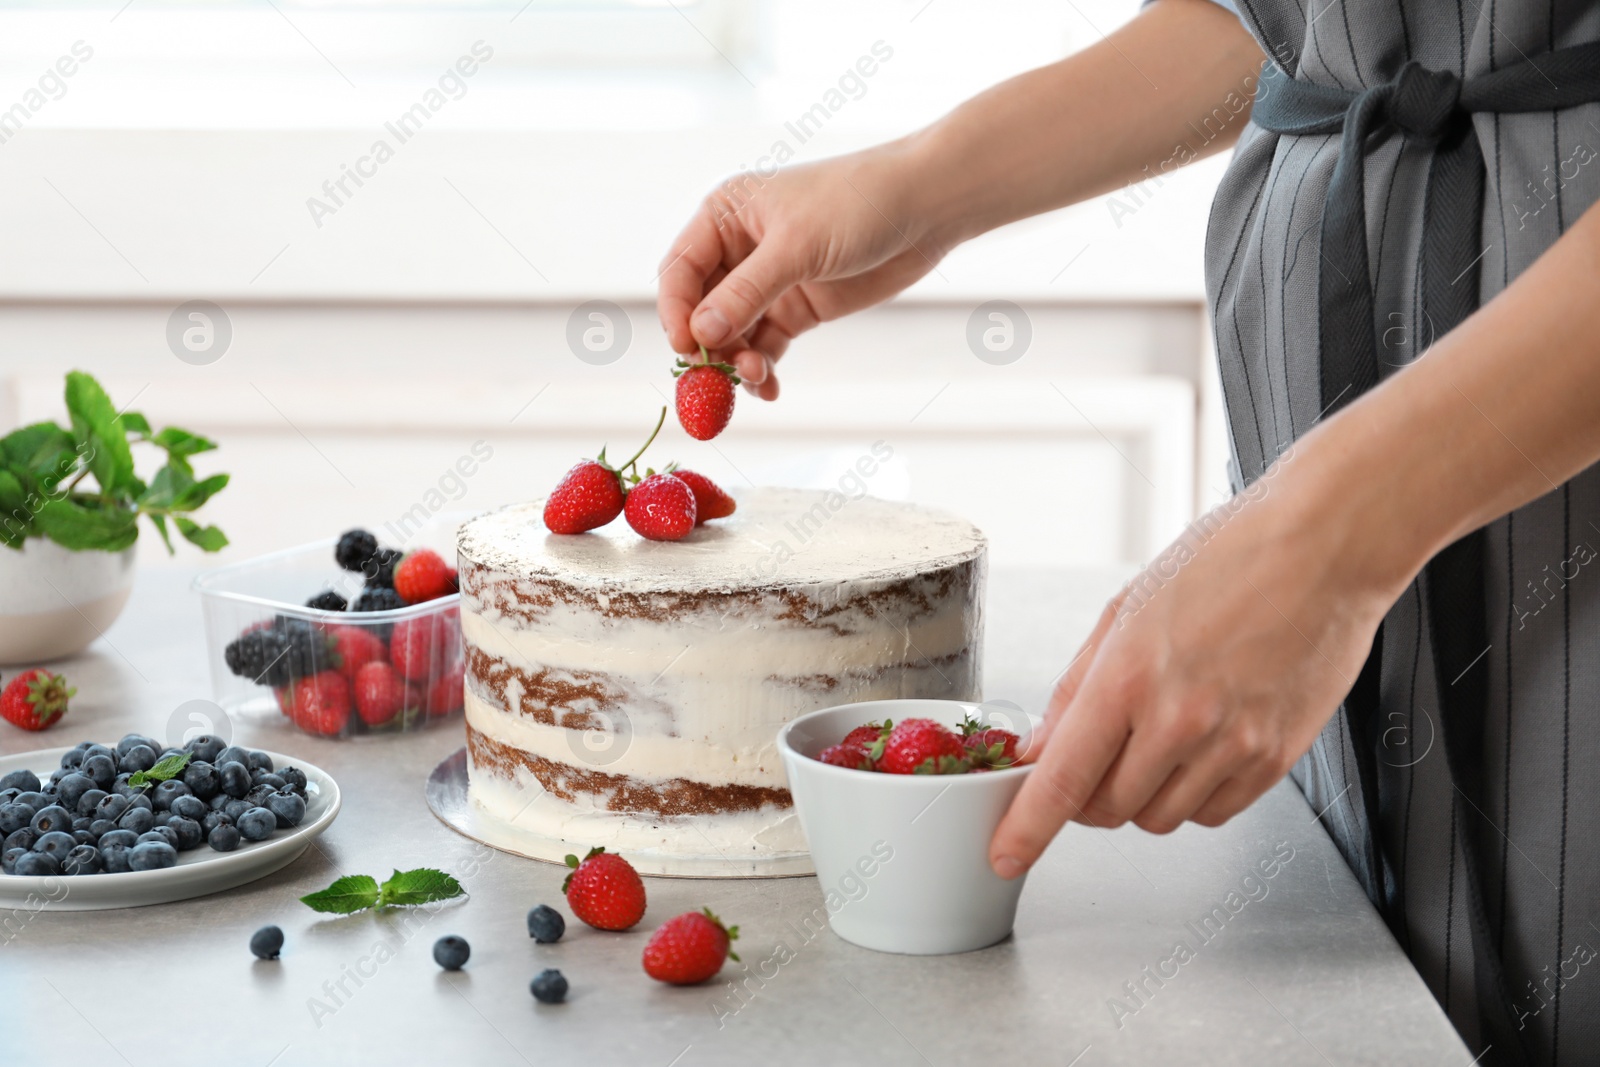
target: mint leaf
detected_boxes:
[174,515,228,552]
[34,498,139,552]
[1,421,78,483]
[378,868,465,907]
[64,371,135,495]
[119,411,151,437]
[150,426,217,459]
[128,751,190,788]
[301,874,382,914]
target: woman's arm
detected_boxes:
[657,0,1266,396]
[988,198,1600,877]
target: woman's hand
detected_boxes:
[989,451,1413,879]
[656,144,951,400]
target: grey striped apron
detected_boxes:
[1205,2,1600,1062]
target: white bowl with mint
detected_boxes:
[0,371,230,664]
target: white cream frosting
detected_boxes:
[457,488,986,865]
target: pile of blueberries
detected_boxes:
[0,733,310,877]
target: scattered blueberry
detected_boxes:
[216,746,252,770]
[529,969,568,1004]
[201,810,233,835]
[207,793,230,812]
[138,828,179,850]
[432,936,470,971]
[3,828,36,853]
[207,823,241,852]
[253,772,288,792]
[279,767,308,795]
[265,791,306,829]
[33,831,77,863]
[128,840,177,871]
[86,819,116,842]
[111,772,139,796]
[236,808,276,841]
[13,851,59,876]
[250,925,284,960]
[243,784,277,809]
[1,847,27,874]
[116,733,160,759]
[16,791,48,812]
[152,811,175,828]
[75,788,109,817]
[124,793,153,813]
[223,799,252,821]
[59,748,85,770]
[62,844,102,875]
[527,905,565,943]
[246,751,274,774]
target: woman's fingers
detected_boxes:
[657,209,742,355]
[989,664,1131,879]
[691,240,810,351]
[1026,594,1124,761]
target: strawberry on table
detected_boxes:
[672,470,736,523]
[624,472,697,541]
[0,669,74,731]
[673,352,739,441]
[642,908,740,985]
[876,717,968,775]
[563,846,647,931]
[393,548,455,605]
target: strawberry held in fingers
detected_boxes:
[672,470,736,523]
[673,351,739,441]
[393,548,455,604]
[642,908,740,985]
[625,472,697,541]
[0,669,74,731]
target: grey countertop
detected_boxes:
[0,567,1468,1066]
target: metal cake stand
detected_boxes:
[424,747,815,879]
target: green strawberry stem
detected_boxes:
[616,407,666,482]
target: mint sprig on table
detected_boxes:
[127,752,191,788]
[0,369,229,553]
[300,869,465,914]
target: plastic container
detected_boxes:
[193,514,467,739]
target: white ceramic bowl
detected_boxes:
[0,539,136,665]
[778,698,1036,955]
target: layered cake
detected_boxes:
[456,487,986,876]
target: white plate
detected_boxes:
[0,747,341,911]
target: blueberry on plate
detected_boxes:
[118,745,157,775]
[128,840,177,871]
[117,807,155,836]
[184,734,227,763]
[111,772,139,796]
[0,802,33,837]
[152,779,191,811]
[138,828,179,850]
[72,829,95,846]
[33,830,78,863]
[279,767,308,795]
[527,905,565,943]
[223,799,252,821]
[86,819,116,842]
[99,837,136,873]
[250,925,284,960]
[207,823,241,852]
[201,810,233,834]
[432,936,470,971]
[62,843,102,875]
[169,794,207,822]
[208,793,230,812]
[124,793,153,813]
[253,772,287,792]
[59,748,85,770]
[82,754,117,791]
[54,773,96,811]
[15,791,48,812]
[243,784,276,809]
[218,762,252,799]
[236,807,276,842]
[182,761,219,801]
[152,811,174,828]
[216,746,252,770]
[13,851,60,876]
[265,791,306,829]
[246,751,273,774]
[0,769,40,794]
[29,804,73,836]
[115,733,158,758]
[168,817,204,851]
[1,846,27,874]
[529,969,568,1004]
[3,828,36,853]
[75,789,109,817]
